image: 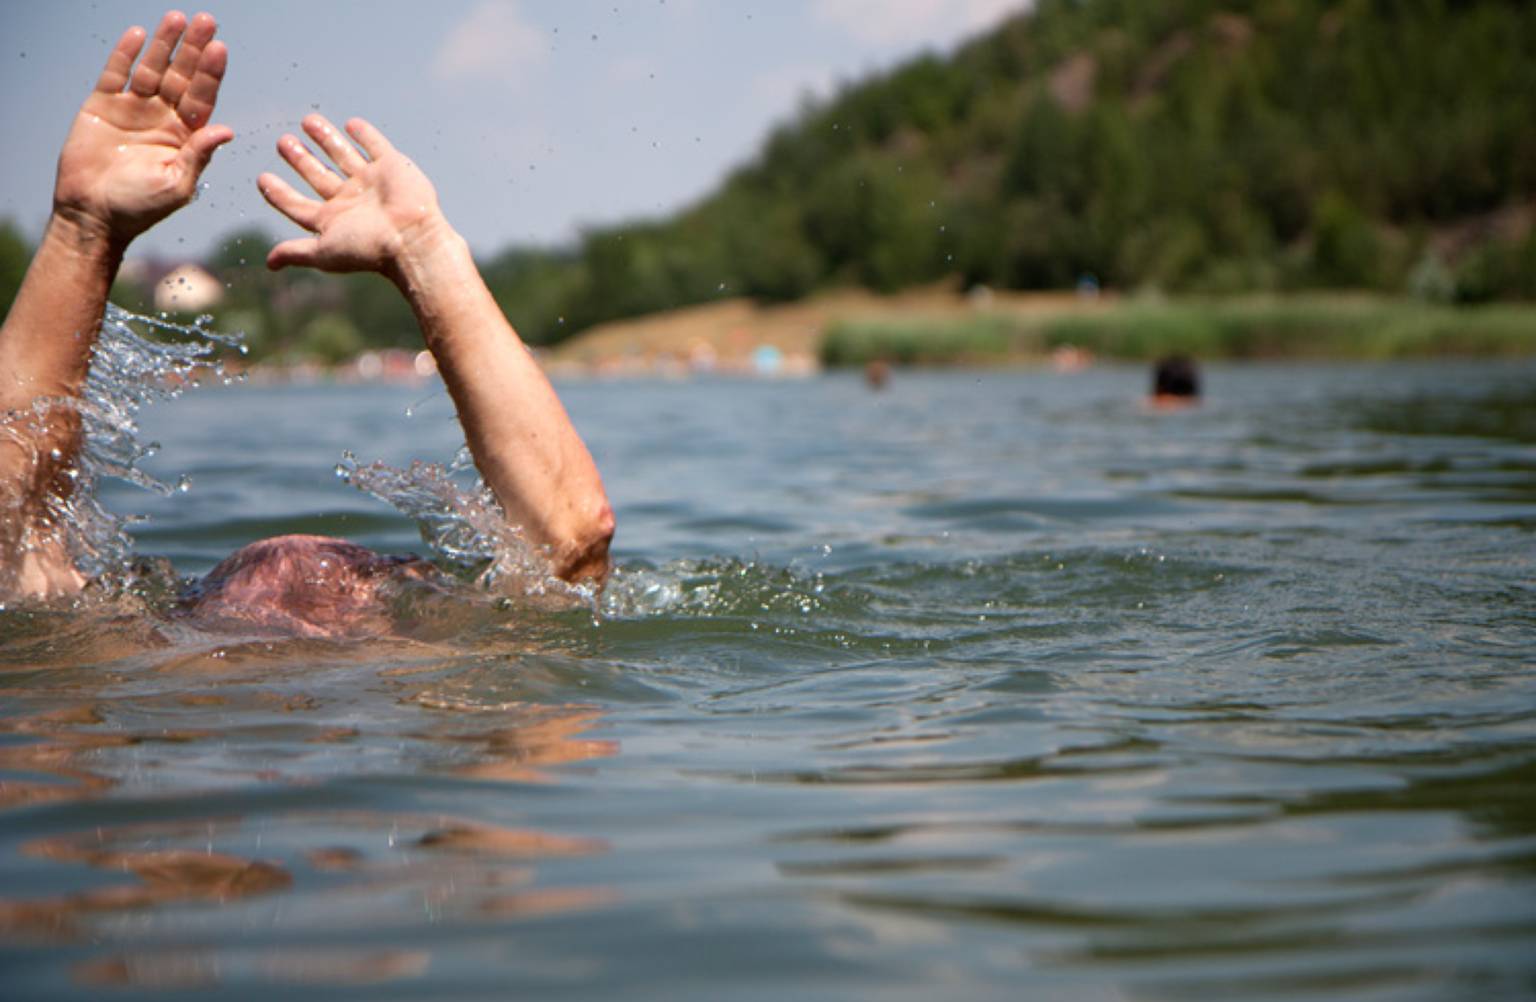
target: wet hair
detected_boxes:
[1152,355,1201,399]
[178,534,434,638]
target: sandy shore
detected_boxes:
[541,284,1113,377]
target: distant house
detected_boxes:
[151,263,223,314]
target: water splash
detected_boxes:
[599,557,838,620]
[335,447,596,608]
[0,305,243,591]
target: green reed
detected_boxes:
[820,297,1536,366]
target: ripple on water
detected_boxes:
[2,365,1535,998]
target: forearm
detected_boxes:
[0,211,123,408]
[0,212,120,598]
[390,219,613,582]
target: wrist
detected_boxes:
[46,206,130,261]
[386,212,468,292]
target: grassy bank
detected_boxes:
[820,297,1536,366]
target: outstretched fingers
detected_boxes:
[161,11,217,109]
[277,134,344,198]
[345,118,396,161]
[128,10,188,97]
[302,114,368,177]
[257,173,322,231]
[175,39,227,129]
[95,25,147,93]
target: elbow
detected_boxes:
[553,500,615,584]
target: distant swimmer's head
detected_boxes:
[178,534,437,639]
[1150,355,1201,408]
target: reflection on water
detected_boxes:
[1356,387,1536,444]
[1,362,1534,999]
[75,948,432,991]
[0,682,617,991]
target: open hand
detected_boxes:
[258,115,445,279]
[53,11,233,244]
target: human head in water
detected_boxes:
[1151,355,1201,405]
[177,535,440,638]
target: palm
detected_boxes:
[259,115,443,276]
[310,157,438,271]
[59,95,196,234]
[53,14,230,242]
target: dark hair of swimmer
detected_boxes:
[1152,355,1201,400]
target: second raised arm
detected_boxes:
[258,116,614,583]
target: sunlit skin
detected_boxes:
[256,112,614,583]
[0,12,614,631]
[0,13,231,600]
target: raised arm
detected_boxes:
[257,115,613,583]
[0,12,232,599]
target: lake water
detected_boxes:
[2,361,1534,1000]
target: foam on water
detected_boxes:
[598,557,837,620]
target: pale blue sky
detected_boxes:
[1,0,1024,261]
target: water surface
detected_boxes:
[2,362,1534,1000]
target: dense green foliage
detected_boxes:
[566,0,1536,337]
[3,0,1533,356]
[0,221,28,319]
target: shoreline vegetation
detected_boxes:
[549,288,1536,376]
[222,288,1536,382]
[817,293,1536,369]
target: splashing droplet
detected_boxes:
[0,305,250,584]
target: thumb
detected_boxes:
[267,237,320,271]
[179,123,234,179]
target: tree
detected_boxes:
[0,220,30,318]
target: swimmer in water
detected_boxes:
[1149,354,1201,410]
[0,12,614,636]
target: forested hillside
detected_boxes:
[493,0,1536,346]
[5,0,1534,359]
